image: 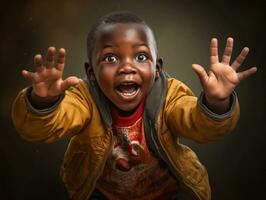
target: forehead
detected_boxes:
[94,23,155,46]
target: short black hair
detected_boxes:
[87,11,158,63]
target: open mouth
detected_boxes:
[115,82,140,99]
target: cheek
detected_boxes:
[97,66,115,90]
[139,63,156,83]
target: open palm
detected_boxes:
[22,47,79,98]
[192,37,257,101]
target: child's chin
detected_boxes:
[118,104,138,111]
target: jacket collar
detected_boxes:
[145,71,168,122]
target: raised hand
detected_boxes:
[192,37,257,113]
[22,47,79,99]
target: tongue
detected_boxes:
[117,85,136,93]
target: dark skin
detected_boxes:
[85,23,162,112]
[22,23,257,114]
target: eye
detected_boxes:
[104,55,118,63]
[135,53,148,62]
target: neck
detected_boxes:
[115,106,138,117]
[111,99,145,126]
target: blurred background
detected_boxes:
[0,0,265,199]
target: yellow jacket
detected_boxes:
[12,71,240,200]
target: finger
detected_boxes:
[237,67,257,81]
[46,47,56,68]
[56,48,66,71]
[34,54,44,73]
[192,64,209,86]
[231,47,249,71]
[210,38,219,65]
[22,70,35,81]
[61,76,80,91]
[222,37,234,65]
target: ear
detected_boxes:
[155,57,163,79]
[84,62,96,80]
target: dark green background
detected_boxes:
[1,0,265,199]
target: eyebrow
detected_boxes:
[133,43,148,48]
[102,43,148,49]
[102,44,118,49]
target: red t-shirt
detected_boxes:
[96,100,179,199]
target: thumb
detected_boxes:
[61,76,80,91]
[192,64,208,85]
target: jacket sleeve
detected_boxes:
[11,80,92,143]
[165,79,240,143]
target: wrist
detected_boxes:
[204,94,230,114]
[30,91,60,109]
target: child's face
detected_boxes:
[89,23,162,111]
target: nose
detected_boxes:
[118,58,136,74]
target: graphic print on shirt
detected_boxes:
[112,118,145,171]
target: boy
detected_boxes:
[12,11,257,200]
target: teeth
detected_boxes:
[121,82,134,85]
[122,91,136,96]
[116,88,139,97]
[119,90,136,96]
[116,83,139,95]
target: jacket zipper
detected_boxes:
[149,120,165,161]
[149,120,201,200]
